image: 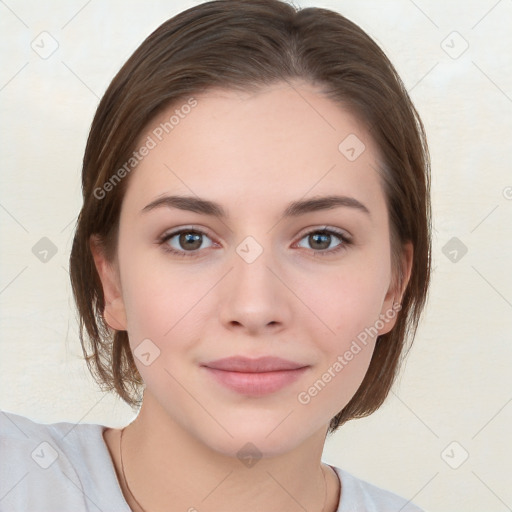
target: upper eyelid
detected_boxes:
[161,225,214,238]
[296,225,351,239]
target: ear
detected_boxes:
[377,241,413,336]
[89,235,127,331]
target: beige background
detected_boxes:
[1,1,511,511]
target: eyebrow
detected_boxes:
[141,194,371,218]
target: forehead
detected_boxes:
[122,82,386,218]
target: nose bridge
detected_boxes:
[231,234,277,298]
[218,233,290,331]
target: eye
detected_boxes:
[159,228,215,257]
[158,226,352,258]
[295,228,352,256]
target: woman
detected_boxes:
[0,1,431,510]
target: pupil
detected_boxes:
[181,232,201,250]
[311,233,330,250]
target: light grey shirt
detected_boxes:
[0,409,424,511]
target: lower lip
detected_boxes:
[203,367,309,396]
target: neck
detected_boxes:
[115,395,340,512]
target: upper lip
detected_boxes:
[202,356,308,373]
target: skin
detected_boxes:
[92,80,413,512]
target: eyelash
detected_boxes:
[158,226,352,258]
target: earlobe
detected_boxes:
[104,297,127,332]
[378,241,414,336]
[89,235,127,331]
[395,241,414,305]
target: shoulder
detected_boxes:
[331,465,426,512]
[0,409,130,512]
[0,407,102,467]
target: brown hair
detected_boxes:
[69,0,431,433]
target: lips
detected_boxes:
[202,356,307,373]
[201,356,309,396]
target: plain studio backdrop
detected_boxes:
[0,1,511,511]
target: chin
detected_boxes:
[192,412,321,460]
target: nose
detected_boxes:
[217,242,292,335]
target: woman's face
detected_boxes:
[95,81,411,457]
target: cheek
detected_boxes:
[119,246,214,352]
[290,257,388,410]
[293,260,389,345]
[296,323,376,420]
